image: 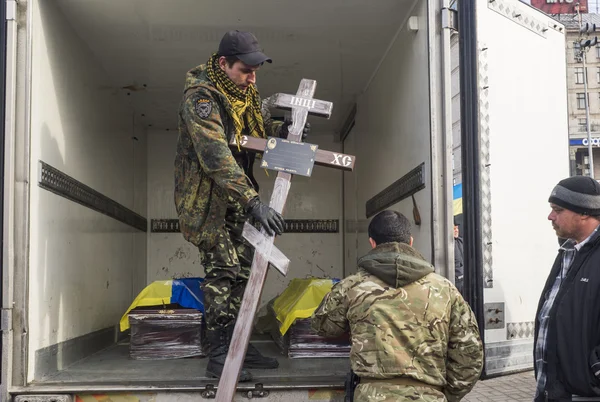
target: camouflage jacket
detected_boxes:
[311,242,483,402]
[175,65,283,249]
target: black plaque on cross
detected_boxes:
[260,137,319,177]
[215,79,356,402]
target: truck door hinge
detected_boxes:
[201,384,217,399]
[246,383,269,399]
[14,396,73,402]
[6,0,17,21]
[1,309,11,332]
[442,8,458,31]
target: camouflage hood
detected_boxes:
[357,242,434,287]
[184,65,213,93]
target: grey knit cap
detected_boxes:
[548,176,600,216]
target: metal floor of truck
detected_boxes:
[34,337,351,390]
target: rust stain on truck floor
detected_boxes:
[308,389,345,399]
[76,394,156,402]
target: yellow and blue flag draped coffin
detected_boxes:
[120,278,205,332]
[270,277,350,358]
[120,278,206,360]
[128,307,205,360]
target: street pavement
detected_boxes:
[463,370,536,402]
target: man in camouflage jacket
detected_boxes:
[311,210,483,401]
[175,30,307,381]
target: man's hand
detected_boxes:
[246,197,285,236]
[281,117,311,141]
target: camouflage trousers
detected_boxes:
[354,383,447,402]
[199,196,254,331]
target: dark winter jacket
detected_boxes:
[534,231,600,401]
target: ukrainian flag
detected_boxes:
[453,183,463,216]
[272,277,339,335]
[119,278,205,331]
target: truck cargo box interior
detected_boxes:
[23,0,439,390]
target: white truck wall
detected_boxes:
[147,129,343,309]
[347,0,433,263]
[475,0,569,373]
[147,130,202,280]
[343,128,359,274]
[28,0,147,381]
[133,125,149,297]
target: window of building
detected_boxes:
[574,42,582,61]
[597,67,600,83]
[597,45,600,59]
[580,118,588,131]
[577,93,588,109]
[576,67,585,84]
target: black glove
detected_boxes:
[280,117,311,141]
[246,197,285,236]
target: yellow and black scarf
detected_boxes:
[205,53,265,145]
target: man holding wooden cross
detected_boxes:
[174,30,309,381]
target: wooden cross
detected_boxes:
[215,79,356,401]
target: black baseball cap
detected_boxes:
[218,30,272,65]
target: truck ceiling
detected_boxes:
[52,0,413,133]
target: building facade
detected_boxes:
[555,14,600,176]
